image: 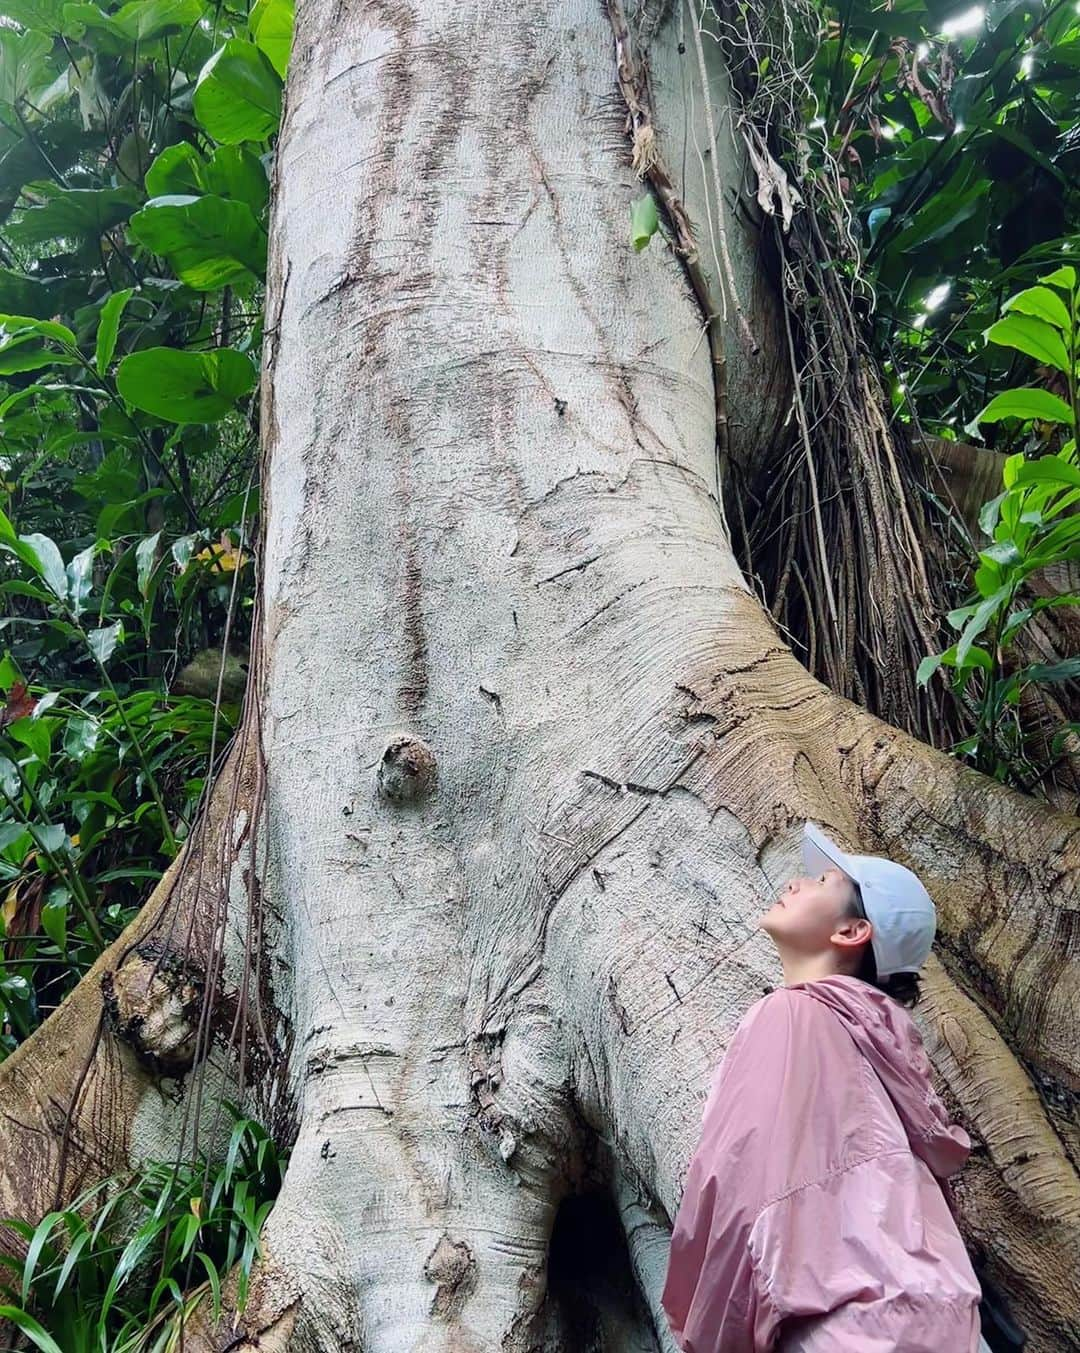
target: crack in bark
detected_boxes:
[538,555,601,584]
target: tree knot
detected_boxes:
[377,734,437,803]
[101,942,204,1076]
[423,1233,476,1320]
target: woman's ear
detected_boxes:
[831,916,873,953]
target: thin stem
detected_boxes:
[13,103,67,187]
[82,646,178,856]
[1068,282,1079,436]
[0,759,105,949]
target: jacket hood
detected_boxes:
[795,975,971,1178]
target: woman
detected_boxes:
[660,822,984,1352]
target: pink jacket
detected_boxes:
[661,977,982,1352]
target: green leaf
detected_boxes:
[631,193,659,252]
[87,619,123,664]
[193,39,282,145]
[95,287,134,374]
[195,1250,223,1320]
[18,531,68,601]
[1028,515,1080,567]
[1002,451,1026,490]
[957,586,1011,666]
[117,347,256,423]
[1001,605,1034,645]
[128,195,266,290]
[171,532,198,571]
[179,1209,201,1257]
[988,126,1068,186]
[110,0,202,41]
[895,181,988,253]
[986,0,1029,29]
[0,822,29,853]
[1003,285,1072,333]
[65,541,97,617]
[136,531,161,597]
[214,485,259,528]
[977,388,1075,427]
[203,146,269,213]
[0,266,52,315]
[916,653,943,686]
[867,205,891,246]
[147,1273,185,1321]
[1008,456,1080,490]
[145,142,206,198]
[959,644,994,672]
[249,0,294,77]
[978,491,1005,538]
[63,714,99,760]
[223,1114,251,1189]
[102,1220,160,1324]
[60,1,127,44]
[0,314,76,347]
[41,885,68,950]
[0,345,80,376]
[975,555,1000,594]
[984,315,1071,375]
[0,28,53,107]
[1040,265,1076,291]
[30,823,66,854]
[7,186,138,247]
[0,1306,65,1353]
[979,540,1022,568]
[52,1223,90,1298]
[1022,658,1080,684]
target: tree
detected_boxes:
[2,2,1079,1350]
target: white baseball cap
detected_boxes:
[802,822,937,978]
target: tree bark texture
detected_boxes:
[2,3,1078,1350]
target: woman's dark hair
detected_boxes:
[846,884,920,1008]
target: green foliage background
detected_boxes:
[0,0,290,1057]
[806,0,1080,781]
[811,0,1080,436]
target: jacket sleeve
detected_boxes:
[747,1152,982,1353]
[663,1177,782,1352]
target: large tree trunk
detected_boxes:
[2,2,1079,1349]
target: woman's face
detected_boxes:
[760,867,860,956]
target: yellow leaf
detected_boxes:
[195,542,247,573]
[190,1196,202,1220]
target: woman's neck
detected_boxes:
[778,951,850,987]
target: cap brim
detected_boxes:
[802,822,855,882]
